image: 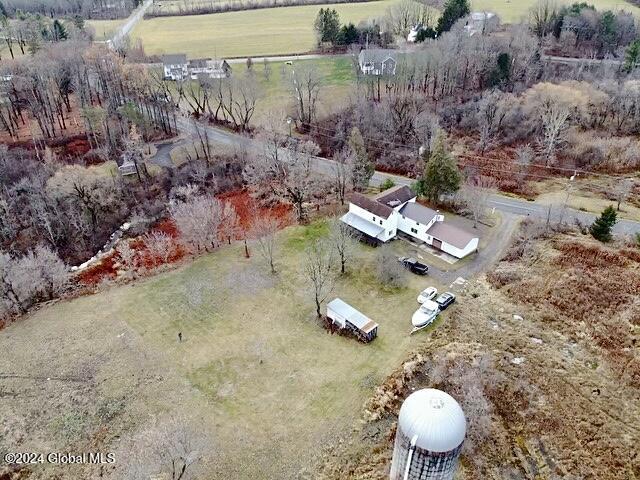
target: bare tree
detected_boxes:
[529,0,559,38]
[114,416,209,480]
[169,195,225,252]
[249,216,281,274]
[291,65,322,132]
[144,231,174,266]
[0,245,68,315]
[328,218,355,275]
[304,239,334,318]
[539,101,570,165]
[244,125,321,222]
[613,178,634,211]
[376,246,407,288]
[331,148,351,205]
[116,241,137,271]
[462,176,497,228]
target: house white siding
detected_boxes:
[348,203,396,241]
[437,237,479,258]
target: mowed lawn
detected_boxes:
[0,220,442,479]
[131,0,400,58]
[87,19,125,41]
[472,0,640,22]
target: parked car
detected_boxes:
[435,292,456,310]
[417,287,438,304]
[398,257,428,275]
[411,300,440,328]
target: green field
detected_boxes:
[132,0,399,58]
[472,0,640,22]
[87,18,125,41]
[0,219,450,478]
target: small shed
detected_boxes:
[326,298,378,343]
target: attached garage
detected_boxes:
[427,222,479,259]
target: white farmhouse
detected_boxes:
[358,48,397,76]
[341,185,479,259]
[162,54,188,81]
[188,58,232,80]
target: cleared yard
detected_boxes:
[131,0,399,58]
[87,19,125,41]
[471,0,640,22]
[0,220,453,479]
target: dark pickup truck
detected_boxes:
[398,257,429,275]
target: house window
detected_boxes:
[411,228,418,234]
[372,216,376,221]
[379,220,383,225]
[415,221,420,225]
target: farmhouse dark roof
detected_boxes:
[427,222,477,249]
[375,185,415,207]
[188,58,212,68]
[399,202,437,225]
[162,54,187,65]
[349,193,394,219]
[358,48,397,64]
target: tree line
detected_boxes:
[0,0,140,20]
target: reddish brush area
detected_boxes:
[217,189,293,231]
[151,218,180,238]
[75,253,119,286]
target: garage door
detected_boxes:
[432,238,442,250]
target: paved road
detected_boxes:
[164,118,640,237]
[110,0,153,48]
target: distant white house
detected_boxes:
[464,11,499,36]
[188,58,232,80]
[341,185,479,259]
[358,48,397,76]
[407,25,423,43]
[162,54,188,81]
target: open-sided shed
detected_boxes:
[326,298,378,343]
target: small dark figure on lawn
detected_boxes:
[178,332,182,342]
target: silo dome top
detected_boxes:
[397,388,466,452]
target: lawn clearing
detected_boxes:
[87,19,125,41]
[0,219,447,479]
[471,0,640,22]
[131,0,400,58]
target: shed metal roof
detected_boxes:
[327,298,378,333]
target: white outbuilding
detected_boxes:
[326,298,378,342]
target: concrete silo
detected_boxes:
[390,389,466,480]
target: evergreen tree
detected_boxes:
[419,134,461,203]
[436,0,471,34]
[73,15,85,31]
[624,39,640,72]
[314,8,341,45]
[52,19,67,42]
[0,1,7,18]
[348,127,373,191]
[489,52,511,86]
[336,23,358,46]
[589,205,617,242]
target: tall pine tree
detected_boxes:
[436,0,471,34]
[418,134,461,203]
[589,205,617,242]
[348,127,373,191]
